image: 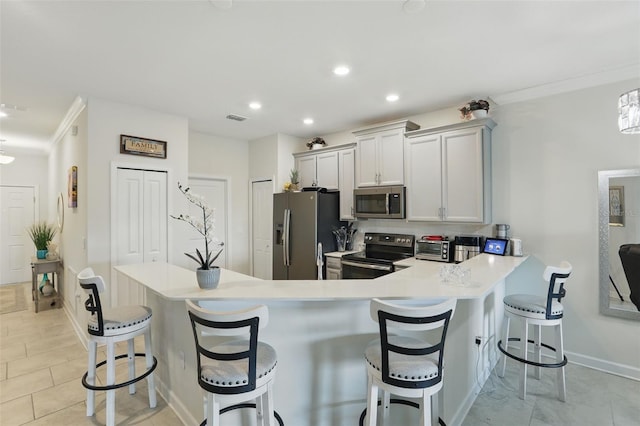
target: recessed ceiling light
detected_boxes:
[249,102,262,110]
[333,65,350,76]
[386,94,399,102]
[303,118,314,125]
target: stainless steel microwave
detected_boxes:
[353,186,405,219]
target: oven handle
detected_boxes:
[385,193,390,214]
[341,260,393,272]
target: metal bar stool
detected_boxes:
[78,267,157,426]
[498,261,572,401]
[186,300,284,426]
[360,298,456,426]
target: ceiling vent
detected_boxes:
[226,114,247,122]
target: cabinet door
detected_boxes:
[316,151,339,190]
[405,135,443,221]
[356,135,379,187]
[326,268,341,280]
[296,155,317,188]
[442,128,484,222]
[378,129,405,186]
[338,148,356,220]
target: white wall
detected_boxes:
[0,153,49,221]
[86,97,189,301]
[249,134,278,182]
[48,106,89,320]
[490,80,640,374]
[188,131,250,274]
[276,133,305,190]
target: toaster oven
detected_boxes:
[415,237,453,262]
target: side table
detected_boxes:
[31,258,63,313]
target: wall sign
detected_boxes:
[120,134,167,159]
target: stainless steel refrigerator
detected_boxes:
[273,191,344,280]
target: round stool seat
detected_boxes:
[365,337,439,384]
[504,294,563,319]
[201,340,277,388]
[88,305,152,335]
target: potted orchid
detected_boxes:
[171,182,224,289]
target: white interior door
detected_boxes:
[187,177,228,268]
[114,168,167,306]
[251,180,273,279]
[0,186,36,284]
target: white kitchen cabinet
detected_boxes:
[405,118,495,223]
[354,120,419,187]
[294,149,339,190]
[338,147,356,220]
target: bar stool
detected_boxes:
[185,300,284,426]
[78,267,157,426]
[498,261,572,401]
[360,298,456,426]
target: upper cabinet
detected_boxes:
[293,144,356,220]
[405,118,496,223]
[338,147,356,220]
[353,120,419,187]
[294,149,339,190]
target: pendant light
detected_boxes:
[618,88,640,134]
[0,139,15,164]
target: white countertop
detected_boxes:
[325,250,359,258]
[114,253,527,302]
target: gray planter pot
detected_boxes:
[196,267,220,289]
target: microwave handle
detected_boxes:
[385,193,390,214]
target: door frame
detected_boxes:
[188,174,231,269]
[249,176,275,277]
[110,161,173,307]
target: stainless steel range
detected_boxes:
[341,232,415,279]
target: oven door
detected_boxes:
[341,260,394,279]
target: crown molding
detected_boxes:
[491,64,640,105]
[51,95,87,148]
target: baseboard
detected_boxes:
[155,377,199,426]
[565,350,640,381]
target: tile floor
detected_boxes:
[0,283,181,425]
[1,282,639,425]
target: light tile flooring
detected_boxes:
[1,282,639,425]
[0,283,181,425]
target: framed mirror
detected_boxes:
[598,169,640,320]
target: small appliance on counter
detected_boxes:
[454,235,482,263]
[416,235,453,262]
[495,223,510,239]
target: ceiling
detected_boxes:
[1,0,639,156]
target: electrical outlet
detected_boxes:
[475,336,482,346]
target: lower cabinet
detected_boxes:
[326,256,342,280]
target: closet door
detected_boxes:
[143,171,168,263]
[116,169,145,266]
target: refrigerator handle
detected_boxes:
[283,209,291,266]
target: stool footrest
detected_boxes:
[498,338,568,368]
[82,352,158,391]
[199,403,284,426]
[358,399,446,426]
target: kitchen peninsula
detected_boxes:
[114,254,527,426]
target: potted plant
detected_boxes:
[27,222,57,259]
[459,99,490,120]
[288,169,300,191]
[306,137,326,150]
[171,183,224,289]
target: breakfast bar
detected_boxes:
[114,254,527,426]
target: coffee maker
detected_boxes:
[454,235,482,263]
